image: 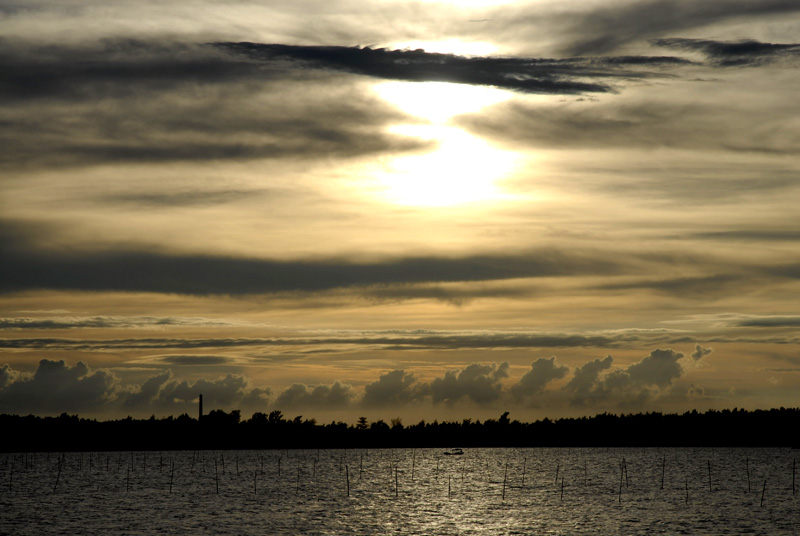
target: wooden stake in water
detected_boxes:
[53,458,63,494]
[214,458,219,494]
[760,480,766,507]
[618,465,623,503]
[746,456,751,493]
[522,457,527,487]
[561,477,565,501]
[448,475,451,499]
[395,467,399,498]
[169,461,175,494]
[254,470,257,495]
[502,461,508,500]
[685,478,689,504]
[661,454,665,489]
[126,467,130,493]
[792,458,796,496]
[707,460,712,492]
[345,464,350,497]
[411,450,416,482]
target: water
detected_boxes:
[1,448,797,535]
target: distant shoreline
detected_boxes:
[1,408,797,452]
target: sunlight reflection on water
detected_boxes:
[1,448,798,535]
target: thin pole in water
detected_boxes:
[522,457,527,488]
[296,466,301,495]
[561,477,564,501]
[618,465,623,503]
[395,467,399,498]
[169,461,175,493]
[411,450,416,482]
[661,454,665,490]
[707,460,712,492]
[346,464,350,497]
[254,470,257,495]
[448,475,451,499]
[685,478,689,504]
[760,480,766,507]
[214,457,219,494]
[502,461,508,501]
[792,458,796,496]
[746,456,751,493]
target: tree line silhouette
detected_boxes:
[1,407,797,452]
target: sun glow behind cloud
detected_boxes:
[372,81,517,206]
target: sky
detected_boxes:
[1,0,799,424]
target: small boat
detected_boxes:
[443,448,464,456]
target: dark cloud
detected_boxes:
[736,316,800,328]
[619,348,685,388]
[597,274,747,298]
[688,230,800,242]
[214,42,641,95]
[565,349,687,407]
[274,381,353,409]
[690,344,713,360]
[0,359,117,414]
[0,220,624,296]
[509,356,569,401]
[0,315,245,330]
[460,100,800,156]
[0,40,425,171]
[543,0,800,56]
[652,37,800,66]
[157,355,232,365]
[361,369,424,407]
[430,362,509,406]
[564,355,614,406]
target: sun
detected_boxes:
[372,81,516,207]
[377,124,516,207]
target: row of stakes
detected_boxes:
[2,451,797,505]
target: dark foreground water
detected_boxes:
[1,448,797,535]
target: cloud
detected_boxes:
[564,355,614,405]
[0,315,251,330]
[156,355,233,366]
[214,42,628,95]
[542,0,800,56]
[509,356,569,401]
[0,40,424,172]
[361,369,423,407]
[565,349,687,407]
[690,344,713,360]
[1,220,627,295]
[0,359,117,414]
[274,381,353,409]
[652,37,800,66]
[430,362,509,406]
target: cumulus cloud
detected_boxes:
[509,356,568,401]
[274,381,353,409]
[361,369,423,407]
[564,355,614,405]
[430,362,509,406]
[690,344,713,360]
[564,349,689,407]
[0,359,117,414]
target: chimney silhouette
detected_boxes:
[198,393,203,421]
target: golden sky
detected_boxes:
[1,0,799,422]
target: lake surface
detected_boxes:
[1,448,797,535]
